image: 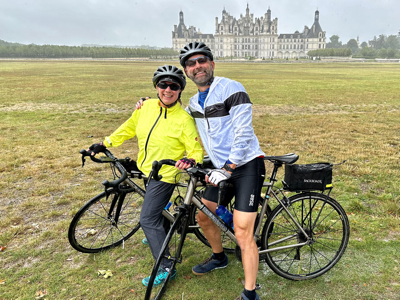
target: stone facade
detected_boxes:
[172,5,326,59]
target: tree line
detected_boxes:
[322,34,400,59]
[307,48,352,58]
[0,41,178,58]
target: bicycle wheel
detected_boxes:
[190,199,236,253]
[145,209,189,300]
[261,192,350,280]
[68,188,144,253]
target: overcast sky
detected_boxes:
[1,0,399,47]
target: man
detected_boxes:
[179,42,265,300]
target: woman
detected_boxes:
[88,65,203,287]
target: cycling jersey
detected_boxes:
[103,99,203,184]
[186,76,265,168]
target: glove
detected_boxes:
[178,158,196,167]
[207,169,231,185]
[89,142,106,154]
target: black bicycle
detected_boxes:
[68,149,234,253]
[145,154,350,300]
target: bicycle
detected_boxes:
[145,154,350,300]
[68,149,235,253]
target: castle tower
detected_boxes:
[179,11,184,25]
[267,7,271,23]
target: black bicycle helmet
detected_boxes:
[152,65,186,91]
[179,42,214,68]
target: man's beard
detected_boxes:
[189,68,214,87]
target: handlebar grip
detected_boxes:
[151,159,177,181]
[80,149,102,163]
[217,181,227,206]
[102,168,128,188]
[152,161,163,181]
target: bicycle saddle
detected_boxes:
[263,153,299,164]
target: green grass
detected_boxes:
[1,60,400,299]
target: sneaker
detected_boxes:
[142,267,177,287]
[192,254,228,275]
[234,291,260,300]
[142,238,149,245]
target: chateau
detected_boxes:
[172,5,326,59]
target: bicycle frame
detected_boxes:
[145,154,349,297]
[166,159,324,256]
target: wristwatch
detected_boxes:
[223,162,235,173]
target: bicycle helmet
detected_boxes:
[152,65,186,91]
[179,42,214,68]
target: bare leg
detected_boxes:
[233,210,258,291]
[196,198,223,253]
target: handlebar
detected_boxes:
[80,149,128,189]
[151,159,177,181]
[150,159,210,182]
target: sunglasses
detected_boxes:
[185,56,210,67]
[156,82,181,91]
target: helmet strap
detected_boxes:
[207,76,214,86]
[157,93,178,108]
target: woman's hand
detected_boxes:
[135,97,151,110]
[175,158,195,170]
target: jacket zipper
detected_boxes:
[141,107,163,168]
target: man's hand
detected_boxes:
[135,97,151,110]
[88,142,106,156]
[206,169,231,186]
[175,158,196,170]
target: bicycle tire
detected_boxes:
[145,210,189,300]
[190,200,236,253]
[261,192,350,280]
[68,188,143,253]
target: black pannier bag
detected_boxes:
[283,163,333,192]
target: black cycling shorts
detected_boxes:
[203,157,266,213]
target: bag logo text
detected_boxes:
[303,179,322,184]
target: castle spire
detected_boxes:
[315,9,319,22]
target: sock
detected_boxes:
[212,251,225,261]
[243,288,257,300]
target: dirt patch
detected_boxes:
[2,102,399,116]
[252,103,400,116]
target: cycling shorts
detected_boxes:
[202,157,265,213]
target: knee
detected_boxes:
[234,226,255,249]
[197,211,212,227]
[140,211,161,229]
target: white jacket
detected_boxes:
[187,76,264,168]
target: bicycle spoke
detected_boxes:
[68,189,143,253]
[262,192,349,280]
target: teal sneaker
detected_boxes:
[142,238,149,245]
[142,267,177,287]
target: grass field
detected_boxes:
[1,60,400,300]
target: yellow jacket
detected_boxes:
[103,99,203,184]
